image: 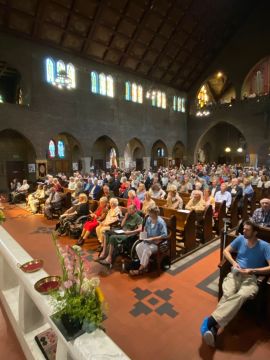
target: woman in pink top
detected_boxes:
[127,190,141,210]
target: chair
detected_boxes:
[130,215,176,276]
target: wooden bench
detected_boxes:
[195,205,214,243]
[153,215,176,275]
[214,201,226,235]
[228,195,240,229]
[161,207,196,255]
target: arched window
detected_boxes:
[106,75,114,97]
[197,85,209,108]
[157,91,162,107]
[161,92,166,109]
[255,70,263,95]
[56,60,65,74]
[67,63,76,88]
[91,71,99,93]
[181,98,185,112]
[57,140,65,158]
[157,148,165,157]
[46,58,55,84]
[99,73,106,95]
[48,140,56,158]
[125,81,131,101]
[110,148,117,168]
[132,83,137,102]
[152,92,157,107]
[138,85,143,103]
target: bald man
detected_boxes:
[251,198,270,227]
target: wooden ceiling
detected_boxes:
[0,0,256,91]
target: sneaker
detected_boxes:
[200,317,216,347]
[200,317,209,336]
[203,328,216,347]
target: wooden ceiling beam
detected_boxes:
[81,0,108,54]
[118,0,155,66]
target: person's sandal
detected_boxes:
[77,238,84,246]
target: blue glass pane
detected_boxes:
[48,140,55,158]
[58,140,65,158]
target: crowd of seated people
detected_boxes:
[9,162,270,275]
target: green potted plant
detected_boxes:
[51,233,106,339]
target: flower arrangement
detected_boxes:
[51,232,106,334]
[0,209,5,224]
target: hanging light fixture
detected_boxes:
[225,147,231,153]
[53,70,72,90]
[237,147,243,153]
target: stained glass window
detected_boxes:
[110,148,117,168]
[46,58,55,84]
[99,73,106,95]
[138,85,143,103]
[157,91,162,107]
[48,140,56,158]
[125,81,131,101]
[197,85,209,108]
[57,140,65,158]
[91,71,98,93]
[173,96,177,111]
[181,98,185,112]
[57,60,65,74]
[157,148,165,157]
[161,92,166,109]
[132,83,137,102]
[67,63,76,88]
[106,75,114,97]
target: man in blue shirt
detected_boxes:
[201,220,270,347]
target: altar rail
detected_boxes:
[0,226,130,360]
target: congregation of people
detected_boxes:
[5,162,270,347]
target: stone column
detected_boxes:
[249,153,258,167]
[81,157,91,174]
[143,157,151,170]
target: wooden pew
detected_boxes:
[179,192,191,208]
[195,205,214,244]
[241,194,249,221]
[229,195,240,229]
[162,207,196,254]
[152,215,177,274]
[152,198,167,207]
[214,201,226,235]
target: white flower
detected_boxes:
[72,245,81,252]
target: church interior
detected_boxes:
[0,0,270,359]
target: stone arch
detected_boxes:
[47,132,83,175]
[0,129,36,190]
[257,142,270,167]
[0,61,23,104]
[172,141,185,167]
[92,135,119,170]
[194,121,248,164]
[151,139,168,168]
[124,138,146,170]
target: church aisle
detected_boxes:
[1,204,270,360]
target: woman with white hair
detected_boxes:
[127,189,141,210]
[96,198,122,256]
[165,185,183,209]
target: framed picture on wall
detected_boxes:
[36,160,47,179]
[28,164,36,173]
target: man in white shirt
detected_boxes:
[215,183,232,209]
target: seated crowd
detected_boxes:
[7,163,270,277]
[5,163,270,348]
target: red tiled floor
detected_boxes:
[2,204,270,360]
